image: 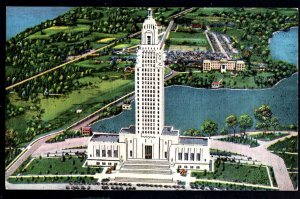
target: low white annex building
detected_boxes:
[86,8,213,180]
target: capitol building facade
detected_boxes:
[86,9,213,179]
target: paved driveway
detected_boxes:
[210,132,297,190]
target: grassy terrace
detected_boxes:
[14,157,103,176]
[192,161,271,186]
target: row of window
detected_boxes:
[178,152,201,161]
[139,68,160,72]
[95,149,118,158]
[137,81,160,86]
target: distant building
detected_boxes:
[122,104,132,110]
[211,81,220,88]
[81,127,92,136]
[203,59,245,72]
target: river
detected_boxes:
[6,7,71,40]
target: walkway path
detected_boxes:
[210,131,297,190]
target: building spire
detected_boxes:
[147,8,152,18]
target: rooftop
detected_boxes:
[119,125,136,134]
[161,126,179,136]
[179,136,208,146]
[90,133,119,142]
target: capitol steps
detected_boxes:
[114,159,175,184]
[114,177,173,184]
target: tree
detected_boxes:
[200,120,218,137]
[270,117,279,133]
[238,114,253,136]
[254,104,272,133]
[225,115,238,137]
[5,128,17,159]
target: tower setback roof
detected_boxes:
[179,137,208,146]
[90,133,119,142]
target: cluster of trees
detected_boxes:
[216,9,298,63]
[5,39,91,88]
[183,104,291,138]
[89,8,142,34]
[99,106,123,120]
[5,97,26,119]
[165,72,214,88]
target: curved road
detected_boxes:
[210,131,297,190]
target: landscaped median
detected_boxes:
[190,158,277,190]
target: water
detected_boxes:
[6,7,71,40]
[269,27,298,66]
[91,73,298,133]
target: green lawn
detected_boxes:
[40,77,133,122]
[268,136,298,152]
[169,31,210,48]
[191,181,275,191]
[192,162,271,186]
[27,25,91,40]
[15,157,102,175]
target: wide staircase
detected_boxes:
[114,159,175,184]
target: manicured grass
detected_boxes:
[168,45,208,51]
[219,136,259,147]
[40,77,133,122]
[164,67,171,75]
[97,37,116,43]
[8,176,97,184]
[249,132,288,141]
[209,149,245,157]
[192,161,271,186]
[275,152,298,169]
[268,136,298,153]
[15,157,103,175]
[27,25,91,39]
[169,31,210,48]
[191,181,275,191]
[113,44,131,50]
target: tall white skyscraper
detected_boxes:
[135,8,165,137]
[87,8,212,175]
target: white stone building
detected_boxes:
[203,59,245,72]
[86,9,213,177]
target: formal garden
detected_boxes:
[190,181,276,191]
[191,158,274,186]
[8,176,97,184]
[13,155,103,176]
[267,136,298,189]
